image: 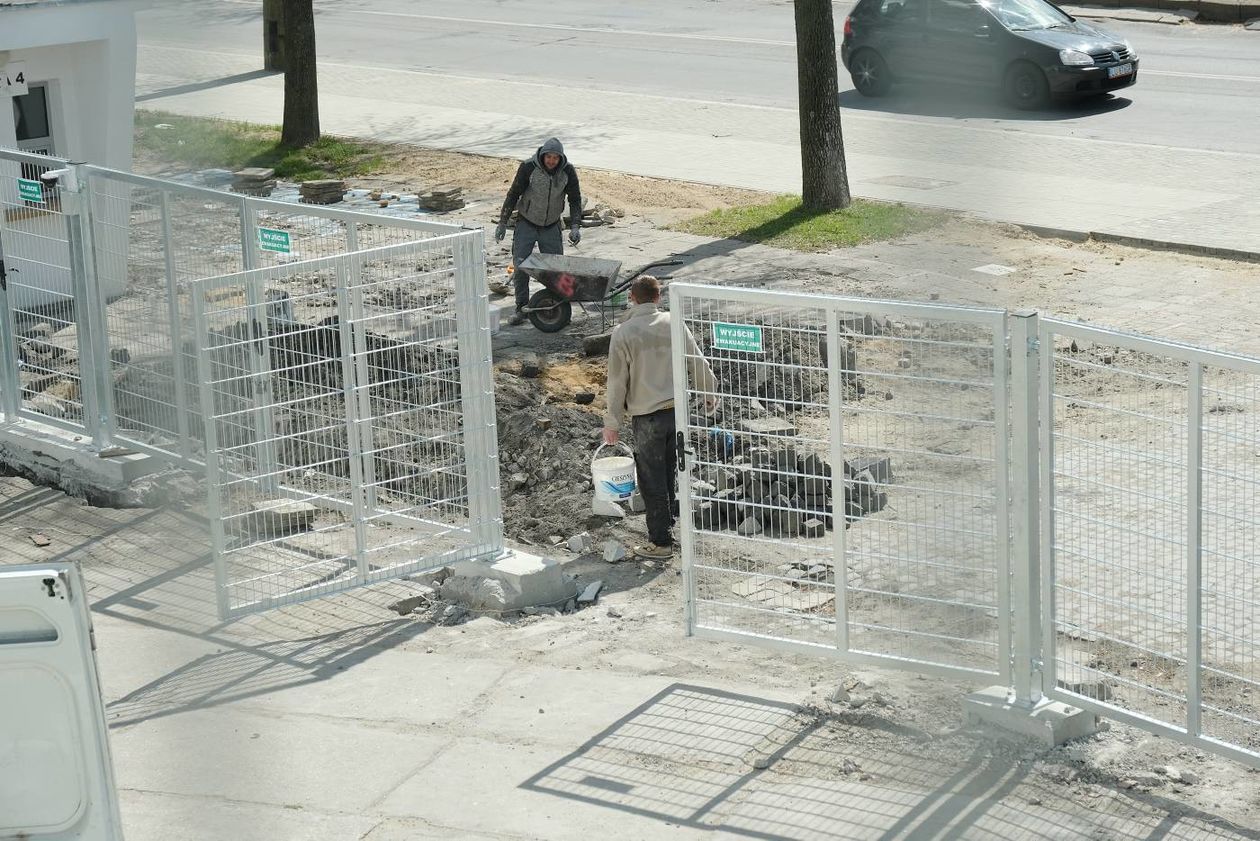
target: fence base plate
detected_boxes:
[0,418,164,499]
[962,685,1098,747]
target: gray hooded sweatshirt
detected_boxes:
[499,138,582,228]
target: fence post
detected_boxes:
[0,225,23,421]
[825,308,850,653]
[1186,362,1203,738]
[1010,310,1043,706]
[452,229,503,557]
[669,288,696,637]
[63,163,116,449]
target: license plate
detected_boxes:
[1107,63,1133,79]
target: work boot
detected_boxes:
[635,543,674,561]
[508,310,528,326]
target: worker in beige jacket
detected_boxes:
[603,275,717,561]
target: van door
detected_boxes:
[0,564,125,841]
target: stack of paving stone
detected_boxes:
[299,179,346,204]
[231,167,276,197]
[418,186,465,212]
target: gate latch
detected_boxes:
[0,257,12,291]
[676,431,693,474]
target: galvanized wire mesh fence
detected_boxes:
[1042,319,1260,765]
[0,149,83,429]
[671,284,1009,680]
[192,234,501,618]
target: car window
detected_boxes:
[979,0,1073,30]
[878,0,926,22]
[930,0,986,32]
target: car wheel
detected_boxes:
[1004,62,1049,110]
[850,50,891,97]
[525,289,572,333]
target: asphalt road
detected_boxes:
[134,0,1260,251]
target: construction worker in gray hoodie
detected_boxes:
[495,138,583,326]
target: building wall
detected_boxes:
[0,2,141,168]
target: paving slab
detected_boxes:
[119,789,379,841]
[111,706,450,813]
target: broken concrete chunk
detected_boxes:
[849,456,893,485]
[248,500,317,536]
[567,532,593,553]
[518,355,543,378]
[803,518,826,539]
[603,540,627,563]
[628,491,646,514]
[737,516,764,536]
[577,580,604,604]
[583,333,613,357]
[574,392,596,405]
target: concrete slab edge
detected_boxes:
[1018,224,1260,263]
[0,418,170,504]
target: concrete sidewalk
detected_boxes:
[7,474,1259,841]
[134,45,1260,261]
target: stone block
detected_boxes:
[583,333,613,357]
[736,516,763,536]
[741,417,798,437]
[849,456,893,485]
[962,686,1098,747]
[803,518,826,539]
[567,532,593,553]
[445,551,577,611]
[628,491,646,514]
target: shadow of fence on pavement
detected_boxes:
[522,683,1260,841]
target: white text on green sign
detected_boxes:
[258,227,292,254]
[17,178,44,204]
[712,322,763,354]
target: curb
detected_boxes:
[1074,0,1260,23]
[1019,224,1260,263]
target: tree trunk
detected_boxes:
[793,0,851,211]
[280,0,319,147]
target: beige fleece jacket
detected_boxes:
[603,303,717,431]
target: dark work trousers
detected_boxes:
[511,218,565,310]
[632,408,677,547]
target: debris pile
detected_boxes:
[231,167,276,197]
[690,448,892,538]
[299,179,346,205]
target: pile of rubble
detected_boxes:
[690,446,892,538]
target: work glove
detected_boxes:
[568,225,581,246]
[494,222,507,243]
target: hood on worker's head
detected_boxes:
[533,137,567,171]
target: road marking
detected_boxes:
[1142,69,1260,83]
[336,9,797,47]
[136,43,1260,162]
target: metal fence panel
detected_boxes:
[671,284,1010,680]
[0,149,86,430]
[1042,319,1260,767]
[192,235,501,619]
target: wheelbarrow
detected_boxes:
[517,254,684,333]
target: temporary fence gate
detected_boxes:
[670,285,1014,683]
[671,284,1260,768]
[0,148,504,620]
[191,236,501,619]
[1041,318,1260,767]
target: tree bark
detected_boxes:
[793,0,851,211]
[280,0,320,147]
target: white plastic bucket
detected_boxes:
[591,443,636,503]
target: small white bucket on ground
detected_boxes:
[591,443,636,504]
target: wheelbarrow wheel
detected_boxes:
[526,289,572,333]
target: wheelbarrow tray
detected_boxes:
[518,254,623,303]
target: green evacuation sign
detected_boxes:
[17,178,44,203]
[257,227,292,254]
[712,322,763,354]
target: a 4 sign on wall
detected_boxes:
[1,63,29,96]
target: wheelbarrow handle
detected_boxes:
[625,259,684,282]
